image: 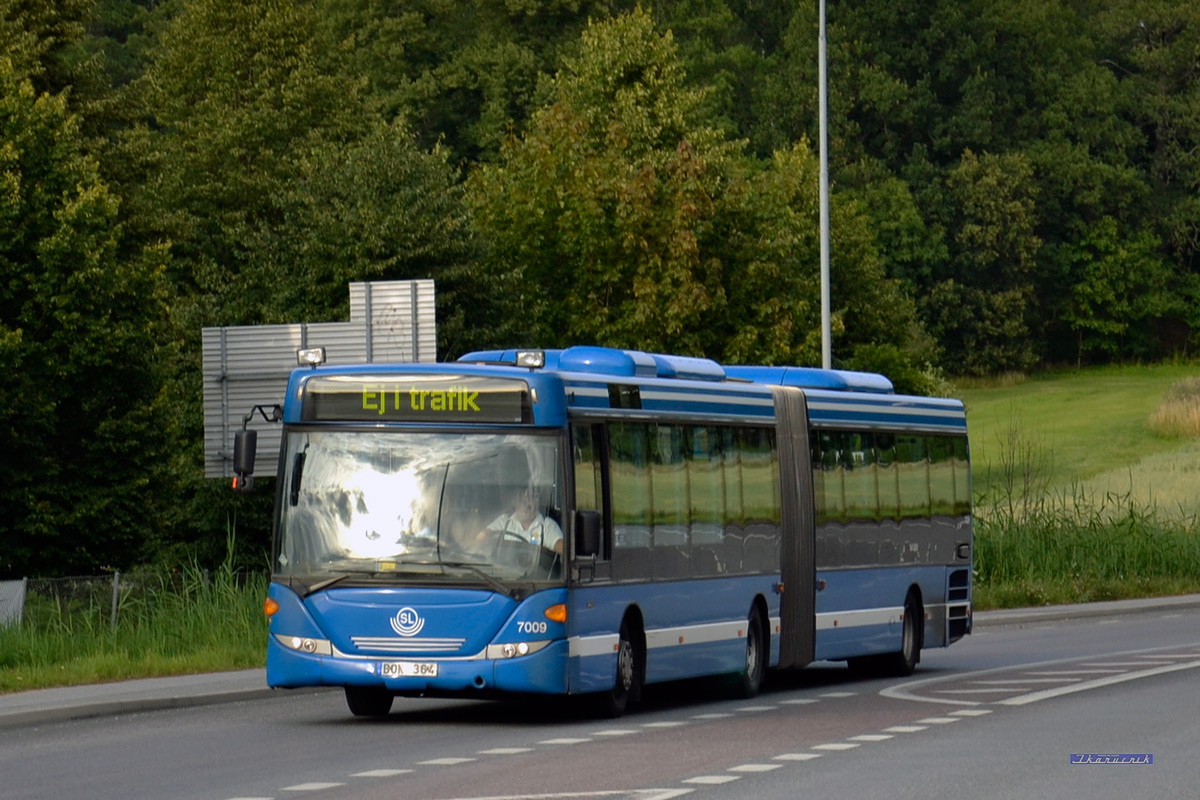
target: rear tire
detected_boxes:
[345,686,394,718]
[881,592,922,677]
[733,606,767,698]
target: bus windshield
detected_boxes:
[274,430,565,592]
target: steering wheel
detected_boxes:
[486,529,536,565]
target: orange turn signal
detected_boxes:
[264,597,280,617]
[543,603,568,624]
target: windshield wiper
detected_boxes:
[434,561,515,597]
[303,570,380,595]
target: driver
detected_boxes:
[480,485,563,554]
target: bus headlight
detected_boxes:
[487,640,552,659]
[274,633,331,656]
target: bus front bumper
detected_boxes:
[267,635,570,696]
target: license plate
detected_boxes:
[379,661,438,678]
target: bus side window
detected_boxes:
[876,432,900,521]
[928,435,956,516]
[650,424,689,580]
[689,425,725,576]
[952,436,971,516]
[740,427,780,573]
[895,434,930,519]
[841,431,877,522]
[721,427,745,573]
[572,423,608,559]
[609,422,653,581]
[813,430,845,525]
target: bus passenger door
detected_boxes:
[771,386,815,669]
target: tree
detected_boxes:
[468,8,933,370]
[1060,217,1170,364]
[322,0,627,163]
[0,0,93,98]
[923,149,1042,374]
[1095,1,1200,352]
[116,0,476,562]
[466,9,737,354]
[0,56,172,576]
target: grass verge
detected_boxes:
[0,561,267,693]
[974,486,1200,608]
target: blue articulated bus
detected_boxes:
[239,345,972,718]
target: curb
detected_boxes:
[0,686,281,729]
[972,593,1200,628]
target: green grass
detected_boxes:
[959,363,1200,607]
[959,362,1200,509]
[0,562,267,693]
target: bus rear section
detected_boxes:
[806,403,974,674]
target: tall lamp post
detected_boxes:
[818,0,832,369]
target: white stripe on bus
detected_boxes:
[815,606,903,630]
[570,615,784,658]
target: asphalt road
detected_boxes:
[4,598,1198,800]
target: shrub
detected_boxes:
[1148,377,1200,437]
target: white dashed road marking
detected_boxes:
[970,678,1082,684]
[683,775,741,785]
[352,769,412,777]
[1021,669,1125,675]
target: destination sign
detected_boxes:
[302,375,530,423]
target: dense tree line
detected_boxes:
[2,0,1197,576]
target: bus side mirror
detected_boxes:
[232,429,257,493]
[574,510,601,558]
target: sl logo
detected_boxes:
[390,607,425,637]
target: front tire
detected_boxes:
[598,618,642,718]
[345,686,394,718]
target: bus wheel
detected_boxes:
[734,606,767,698]
[882,593,922,677]
[599,618,641,718]
[345,686,394,718]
